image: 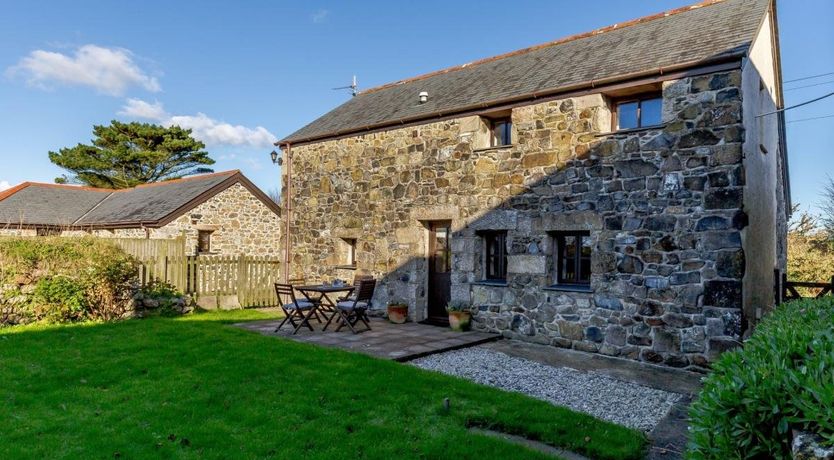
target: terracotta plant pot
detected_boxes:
[448,311,471,331]
[387,304,408,324]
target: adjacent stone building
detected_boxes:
[0,171,281,256]
[276,0,789,370]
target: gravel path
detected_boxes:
[412,347,680,432]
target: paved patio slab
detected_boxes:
[234,317,500,361]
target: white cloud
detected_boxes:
[311,9,330,23]
[119,98,277,149]
[0,181,10,192]
[7,44,160,96]
[118,98,167,119]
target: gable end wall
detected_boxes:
[281,66,769,371]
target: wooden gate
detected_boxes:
[774,269,834,304]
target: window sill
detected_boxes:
[595,124,666,137]
[543,284,592,293]
[334,265,357,270]
[472,144,514,153]
[472,280,509,287]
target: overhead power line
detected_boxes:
[785,79,834,92]
[786,114,834,124]
[784,71,834,83]
[756,91,834,118]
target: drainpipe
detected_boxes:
[283,143,292,282]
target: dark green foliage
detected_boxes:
[0,237,137,324]
[33,276,88,321]
[688,297,834,459]
[0,311,646,459]
[49,121,214,188]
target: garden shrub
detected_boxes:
[0,236,138,324]
[687,297,834,459]
[33,276,88,322]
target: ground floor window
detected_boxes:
[35,227,60,237]
[343,238,356,267]
[554,231,591,287]
[197,230,213,253]
[481,231,508,281]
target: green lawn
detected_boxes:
[0,311,646,459]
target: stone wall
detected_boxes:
[0,228,36,237]
[1,183,282,257]
[284,68,784,370]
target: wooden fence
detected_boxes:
[111,236,186,261]
[774,269,834,304]
[140,255,281,308]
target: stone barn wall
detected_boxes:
[284,68,784,370]
[1,183,282,257]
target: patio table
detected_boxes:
[295,284,355,331]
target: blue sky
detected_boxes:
[1,1,832,215]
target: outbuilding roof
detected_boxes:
[279,0,770,146]
[0,171,280,229]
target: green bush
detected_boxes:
[687,297,834,459]
[33,276,88,321]
[0,237,138,324]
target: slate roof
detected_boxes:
[0,185,112,227]
[280,0,770,145]
[0,171,279,228]
[76,172,234,226]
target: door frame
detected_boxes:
[425,220,452,325]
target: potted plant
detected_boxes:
[446,300,472,332]
[386,300,408,324]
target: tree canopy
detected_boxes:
[49,121,215,189]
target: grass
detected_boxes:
[0,310,646,459]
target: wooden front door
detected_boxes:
[427,221,451,324]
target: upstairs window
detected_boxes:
[197,230,213,254]
[615,95,662,130]
[554,232,591,287]
[482,231,508,281]
[490,117,512,147]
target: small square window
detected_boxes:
[197,230,213,253]
[553,231,591,287]
[490,118,512,147]
[615,95,662,130]
[481,231,508,281]
[36,227,60,237]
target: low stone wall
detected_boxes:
[793,431,834,460]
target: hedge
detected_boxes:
[687,297,834,459]
[0,237,137,324]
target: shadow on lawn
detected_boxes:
[0,310,647,460]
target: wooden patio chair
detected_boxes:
[274,283,319,334]
[325,279,376,334]
[338,274,374,302]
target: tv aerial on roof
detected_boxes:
[332,75,358,97]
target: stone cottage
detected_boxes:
[0,170,282,256]
[275,0,789,370]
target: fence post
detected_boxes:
[774,269,782,305]
[782,271,788,303]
